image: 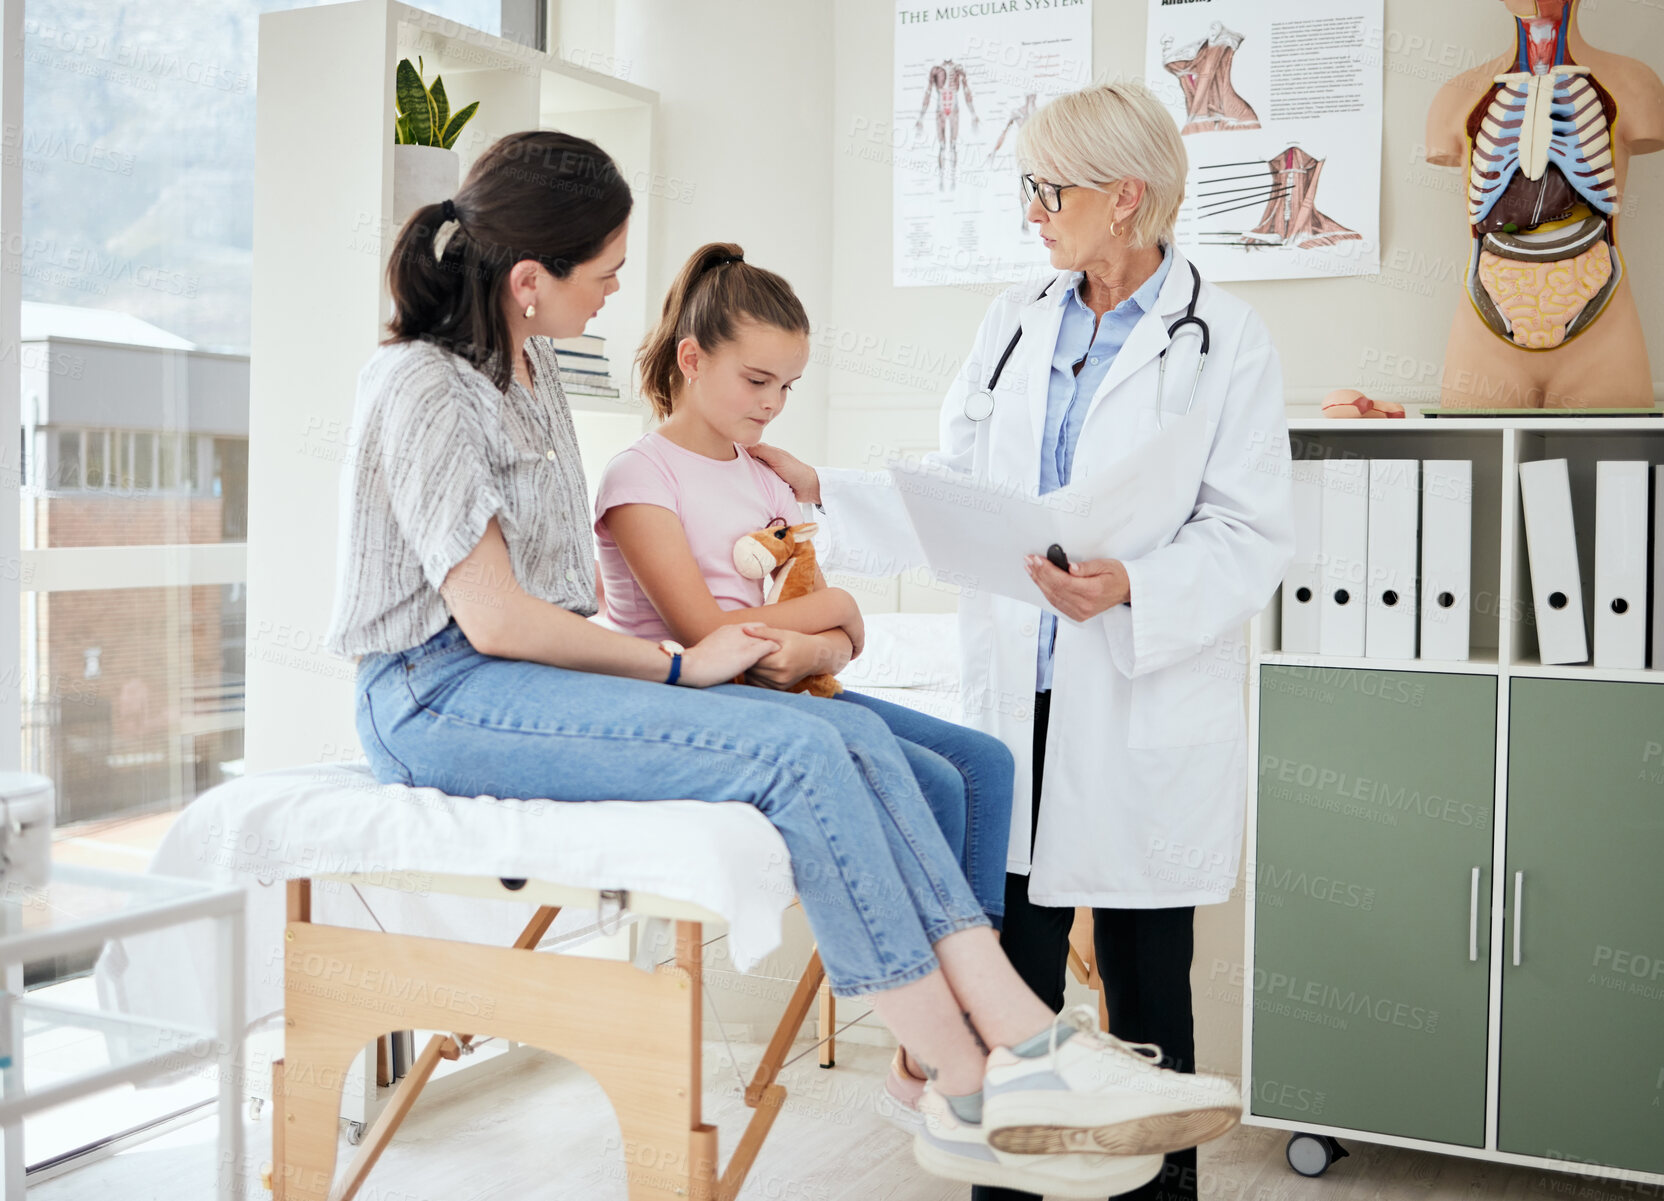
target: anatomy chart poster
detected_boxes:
[1145,0,1383,282]
[894,1,1092,288]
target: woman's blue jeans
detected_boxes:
[354,622,990,997]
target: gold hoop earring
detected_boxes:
[524,303,536,319]
[1110,220,1124,239]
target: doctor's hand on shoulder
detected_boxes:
[749,444,820,507]
[1024,555,1130,622]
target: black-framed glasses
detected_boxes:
[1021,173,1080,213]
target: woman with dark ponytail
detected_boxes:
[323,131,1236,1197]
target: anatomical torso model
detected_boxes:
[1427,0,1664,407]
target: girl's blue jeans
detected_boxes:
[827,692,1013,929]
[354,622,991,998]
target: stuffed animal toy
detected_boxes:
[731,518,843,698]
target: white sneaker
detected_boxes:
[912,1083,1164,1199]
[982,1005,1242,1158]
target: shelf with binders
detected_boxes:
[1505,425,1664,677]
[1256,426,1505,667]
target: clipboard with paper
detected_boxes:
[890,408,1214,611]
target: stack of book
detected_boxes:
[550,333,620,400]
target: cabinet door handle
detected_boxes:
[1469,867,1481,962]
[1512,870,1524,967]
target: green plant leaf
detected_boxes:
[440,101,479,150]
[396,58,433,147]
[430,76,451,139]
[395,115,410,144]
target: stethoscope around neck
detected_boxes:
[964,261,1210,430]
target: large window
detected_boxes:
[8,0,530,1174]
[17,0,508,822]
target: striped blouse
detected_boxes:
[324,334,597,658]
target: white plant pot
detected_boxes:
[392,143,460,228]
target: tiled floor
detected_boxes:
[31,1032,1654,1201]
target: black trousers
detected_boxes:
[971,691,1200,1201]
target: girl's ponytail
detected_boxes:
[636,242,809,421]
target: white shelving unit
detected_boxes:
[1242,411,1664,1189]
[244,0,658,1138]
[247,0,657,774]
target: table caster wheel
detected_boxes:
[1286,1132,1347,1177]
[247,1097,265,1122]
[345,1120,366,1146]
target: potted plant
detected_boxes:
[391,56,480,224]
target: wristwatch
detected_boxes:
[658,639,686,685]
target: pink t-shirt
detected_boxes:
[593,432,803,640]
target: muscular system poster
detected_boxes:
[1145,0,1383,282]
[894,1,1093,288]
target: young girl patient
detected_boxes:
[594,242,1015,1120]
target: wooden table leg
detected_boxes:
[817,974,835,1068]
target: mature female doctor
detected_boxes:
[755,83,1294,1201]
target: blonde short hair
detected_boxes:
[1017,83,1187,251]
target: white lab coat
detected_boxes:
[816,250,1294,907]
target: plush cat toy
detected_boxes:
[732,518,843,698]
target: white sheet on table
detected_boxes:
[94,763,795,1042]
[841,612,960,693]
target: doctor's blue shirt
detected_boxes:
[1036,243,1173,693]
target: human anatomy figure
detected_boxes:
[1242,146,1360,249]
[916,58,980,191]
[1162,24,1260,135]
[1427,0,1664,407]
[992,92,1036,156]
[994,93,1038,231]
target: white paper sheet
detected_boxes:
[891,408,1213,608]
[1145,0,1383,282]
[892,0,1093,288]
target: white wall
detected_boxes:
[607,0,835,458]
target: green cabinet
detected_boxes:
[1500,679,1664,1174]
[1255,667,1497,1145]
